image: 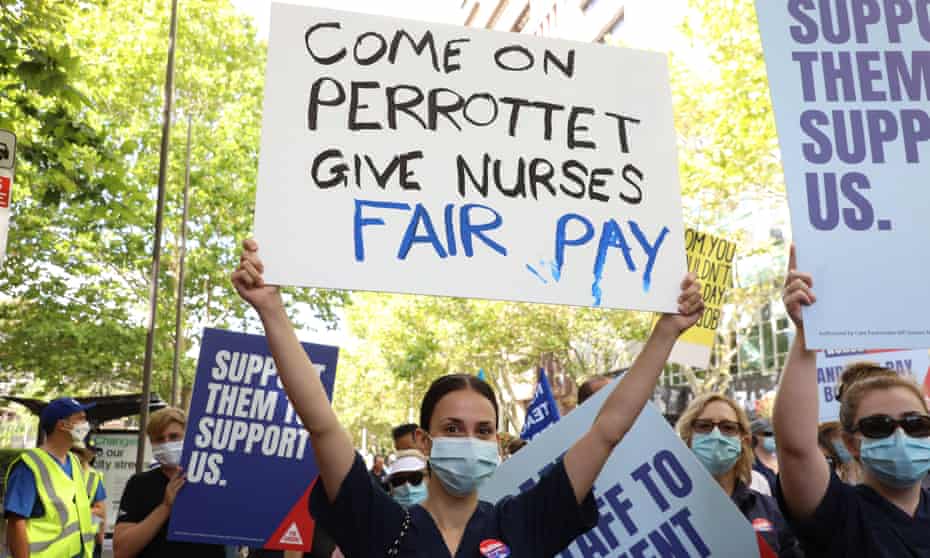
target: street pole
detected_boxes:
[170,114,192,407]
[137,0,180,473]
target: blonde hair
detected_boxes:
[839,374,928,433]
[146,407,186,439]
[676,394,754,485]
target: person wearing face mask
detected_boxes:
[750,416,779,495]
[4,397,97,558]
[818,420,862,484]
[232,238,705,557]
[774,247,930,556]
[676,395,802,557]
[112,407,224,558]
[71,443,107,558]
[387,450,429,507]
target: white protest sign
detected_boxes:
[91,431,152,532]
[255,3,686,312]
[481,380,763,557]
[755,3,930,349]
[817,349,930,423]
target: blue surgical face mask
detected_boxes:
[761,436,776,454]
[692,428,742,477]
[392,481,428,507]
[860,429,930,488]
[429,437,500,497]
[832,439,853,464]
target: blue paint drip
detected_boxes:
[548,260,561,282]
[554,214,594,283]
[591,219,635,306]
[526,264,548,284]
[628,221,670,293]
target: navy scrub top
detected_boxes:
[775,473,930,557]
[730,481,802,557]
[310,452,598,558]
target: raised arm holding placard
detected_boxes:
[232,238,703,557]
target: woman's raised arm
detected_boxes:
[563,273,704,503]
[232,239,355,501]
[773,246,830,519]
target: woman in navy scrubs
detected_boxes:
[676,395,801,557]
[232,239,705,558]
[774,247,930,557]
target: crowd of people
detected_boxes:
[4,241,929,557]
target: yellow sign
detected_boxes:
[655,228,736,368]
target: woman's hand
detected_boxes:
[655,272,704,337]
[783,245,815,329]
[231,238,283,313]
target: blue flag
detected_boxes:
[520,368,560,441]
[477,368,487,381]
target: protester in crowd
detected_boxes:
[750,416,779,494]
[774,247,930,556]
[113,407,225,558]
[72,443,107,558]
[577,375,610,406]
[387,449,429,508]
[677,394,802,557]
[392,423,421,452]
[4,398,98,558]
[369,454,389,491]
[232,238,704,557]
[817,420,862,484]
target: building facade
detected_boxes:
[459,0,625,42]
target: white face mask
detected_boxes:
[152,440,184,467]
[69,422,91,443]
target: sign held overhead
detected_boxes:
[255,3,687,312]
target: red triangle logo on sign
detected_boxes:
[279,522,304,546]
[264,478,317,551]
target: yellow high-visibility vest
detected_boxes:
[84,467,105,545]
[4,449,94,558]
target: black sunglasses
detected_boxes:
[389,471,425,488]
[852,414,930,439]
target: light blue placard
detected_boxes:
[754,2,930,349]
[481,379,759,557]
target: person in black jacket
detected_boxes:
[677,394,803,557]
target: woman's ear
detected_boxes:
[420,429,432,455]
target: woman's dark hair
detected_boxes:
[420,374,499,432]
[578,375,610,405]
[391,423,419,441]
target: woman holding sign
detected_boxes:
[774,247,930,557]
[232,239,704,558]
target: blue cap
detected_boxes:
[40,398,96,431]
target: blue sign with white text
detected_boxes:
[168,328,338,551]
[521,368,560,441]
